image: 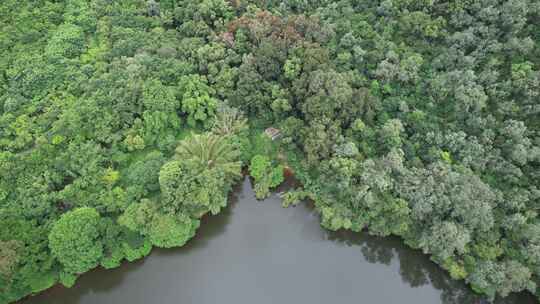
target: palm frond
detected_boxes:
[175,132,242,182]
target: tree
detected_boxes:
[378,119,404,151]
[148,214,199,248]
[173,0,233,36]
[147,0,160,17]
[3,0,540,301]
[118,200,199,248]
[249,154,284,199]
[45,23,86,59]
[159,159,231,216]
[124,151,166,200]
[175,132,242,182]
[48,207,103,275]
[0,240,20,282]
[178,74,218,128]
[419,221,471,260]
[211,105,248,137]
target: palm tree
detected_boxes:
[175,133,242,182]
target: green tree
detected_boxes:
[0,240,20,283]
[211,105,248,137]
[45,23,86,59]
[48,208,103,275]
[175,132,242,182]
[148,214,199,248]
[178,75,218,128]
[159,159,231,216]
[249,155,284,199]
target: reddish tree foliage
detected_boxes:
[227,11,326,48]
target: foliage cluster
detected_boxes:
[1,0,540,302]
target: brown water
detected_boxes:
[20,177,537,304]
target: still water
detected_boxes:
[20,177,536,304]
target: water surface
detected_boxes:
[20,177,536,304]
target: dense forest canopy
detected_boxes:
[1,0,539,303]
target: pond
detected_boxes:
[20,177,536,304]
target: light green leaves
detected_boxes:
[179,75,218,128]
[45,23,85,59]
[249,155,284,199]
[148,215,199,248]
[48,208,103,275]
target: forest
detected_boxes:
[0,0,539,303]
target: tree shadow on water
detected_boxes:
[154,180,240,257]
[326,229,536,304]
[18,257,148,304]
[19,178,538,304]
[18,181,243,304]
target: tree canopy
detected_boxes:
[1,0,540,302]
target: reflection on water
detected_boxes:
[19,177,537,304]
